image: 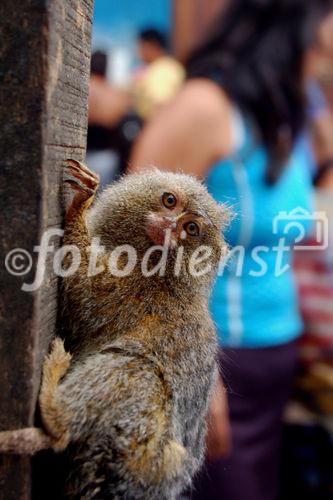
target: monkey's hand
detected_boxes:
[64,159,99,222]
[39,338,72,452]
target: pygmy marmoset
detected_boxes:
[39,160,229,499]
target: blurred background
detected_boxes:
[87,0,227,183]
[93,0,171,86]
[88,1,333,499]
[87,0,333,182]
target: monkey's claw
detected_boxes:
[64,160,100,218]
[64,159,99,195]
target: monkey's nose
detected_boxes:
[145,213,179,246]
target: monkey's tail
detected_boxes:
[0,427,51,455]
[39,337,72,452]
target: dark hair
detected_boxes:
[187,0,333,183]
[139,28,168,50]
[91,51,107,78]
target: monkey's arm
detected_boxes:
[61,161,108,344]
[62,159,99,280]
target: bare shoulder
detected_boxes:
[161,78,233,134]
[176,78,232,116]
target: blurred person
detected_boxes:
[293,57,333,369]
[88,51,131,130]
[307,11,333,189]
[87,51,140,186]
[309,83,333,191]
[129,1,333,499]
[137,28,168,65]
[283,81,333,500]
[133,28,185,120]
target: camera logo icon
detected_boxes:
[273,207,329,251]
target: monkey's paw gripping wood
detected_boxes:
[65,159,100,199]
[64,160,100,219]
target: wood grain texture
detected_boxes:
[0,1,93,498]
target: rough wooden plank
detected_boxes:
[0,1,93,498]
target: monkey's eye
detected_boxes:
[162,192,177,209]
[184,221,200,237]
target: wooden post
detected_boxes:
[0,1,93,498]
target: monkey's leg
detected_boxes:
[39,338,72,451]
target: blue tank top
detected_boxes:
[206,114,313,347]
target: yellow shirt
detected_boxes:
[133,56,185,119]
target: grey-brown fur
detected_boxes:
[39,161,229,499]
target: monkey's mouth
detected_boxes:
[145,211,208,246]
[145,214,179,247]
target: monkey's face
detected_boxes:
[88,169,230,282]
[145,189,217,247]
